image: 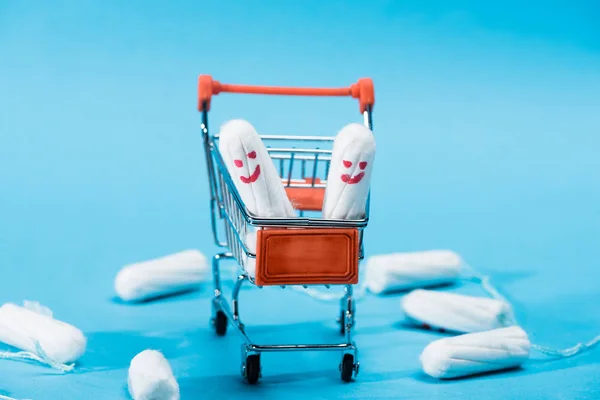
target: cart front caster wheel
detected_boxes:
[244,354,261,384]
[214,310,227,336]
[340,354,357,382]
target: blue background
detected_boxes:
[1,0,599,398]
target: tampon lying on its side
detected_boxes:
[365,250,463,294]
[401,289,515,333]
[115,250,207,302]
[420,326,530,379]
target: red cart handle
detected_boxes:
[197,75,374,113]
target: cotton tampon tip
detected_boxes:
[128,350,180,400]
[420,326,530,379]
[115,250,208,302]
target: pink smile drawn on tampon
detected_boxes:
[240,165,261,184]
[341,172,365,184]
[340,160,367,184]
[234,151,262,184]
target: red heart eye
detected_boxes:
[234,159,243,168]
[247,151,256,159]
[343,160,352,168]
[359,161,368,170]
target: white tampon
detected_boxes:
[365,250,463,294]
[322,123,376,220]
[420,326,531,379]
[0,301,86,369]
[115,249,208,302]
[401,289,515,333]
[128,350,180,400]
[218,119,296,217]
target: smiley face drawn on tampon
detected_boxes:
[234,151,261,184]
[340,160,368,184]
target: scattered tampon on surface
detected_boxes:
[401,289,515,333]
[218,119,296,217]
[0,302,86,368]
[322,123,376,220]
[365,250,463,294]
[115,249,208,302]
[128,350,180,400]
[420,326,531,379]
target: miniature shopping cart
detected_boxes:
[197,75,375,384]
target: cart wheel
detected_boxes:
[340,354,355,382]
[244,354,261,384]
[214,311,227,336]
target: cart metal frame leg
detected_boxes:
[210,253,359,384]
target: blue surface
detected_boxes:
[1,1,599,398]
